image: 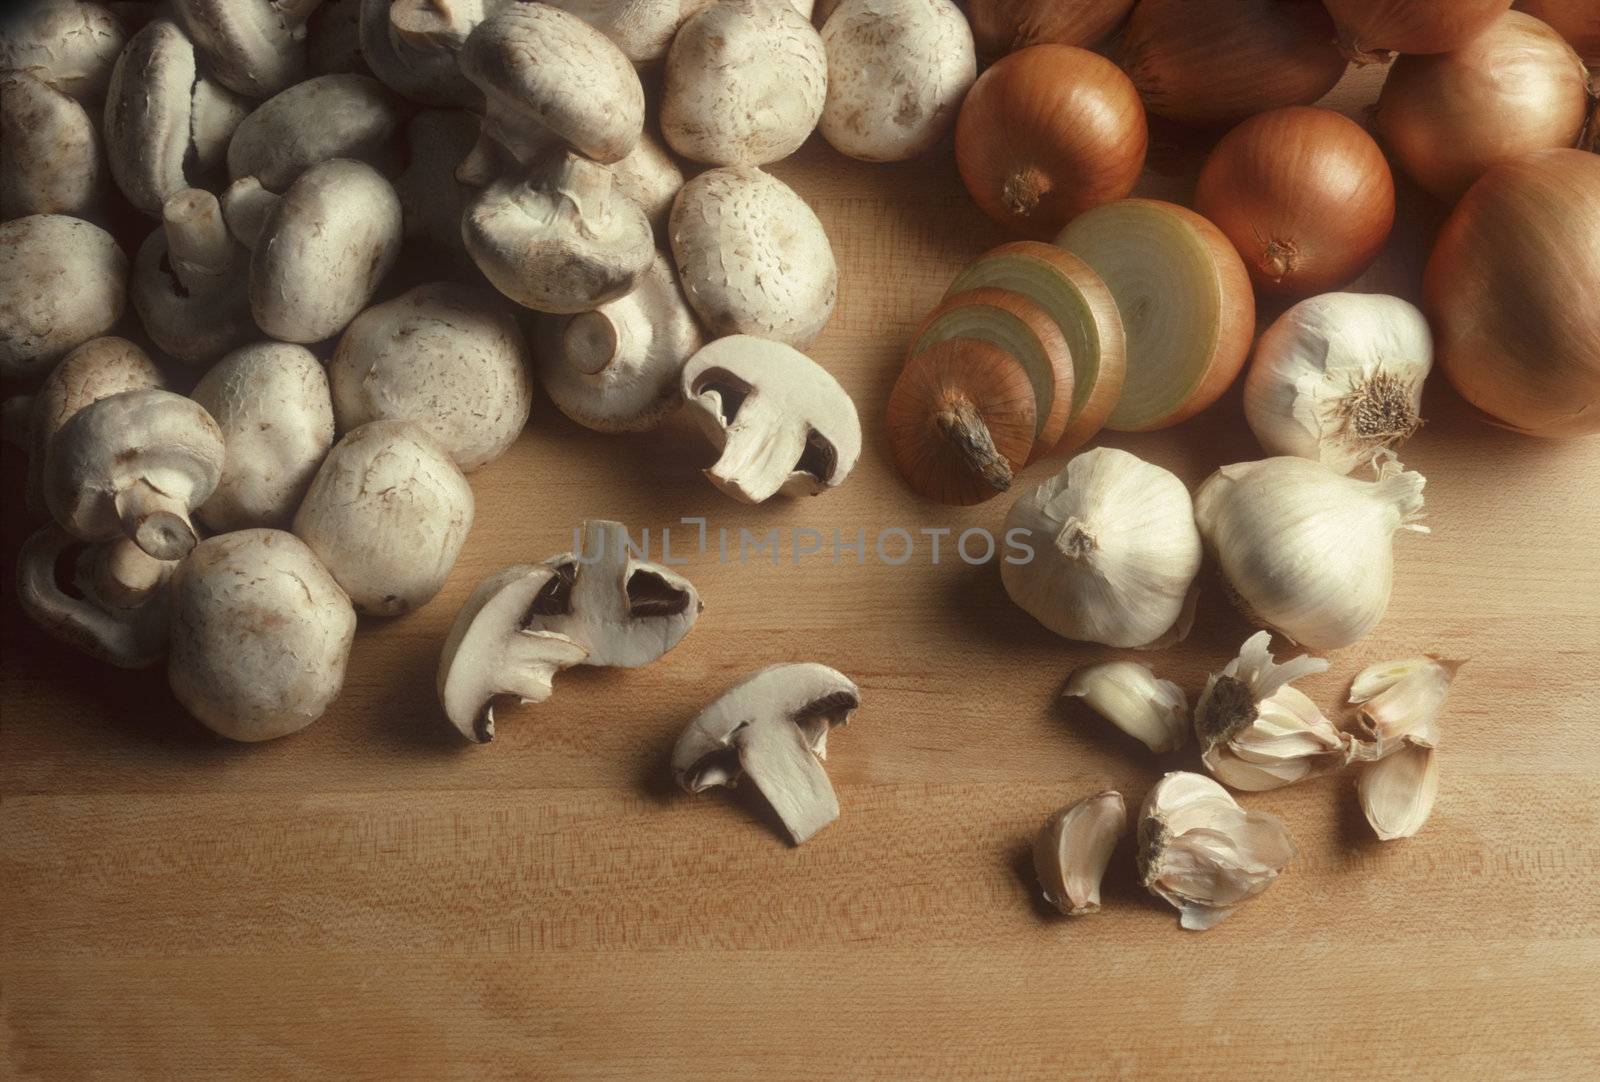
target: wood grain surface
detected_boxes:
[4,64,1599,1080]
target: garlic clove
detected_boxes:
[1062,660,1188,754]
[1358,742,1439,841]
[1033,790,1127,916]
[1349,655,1463,755]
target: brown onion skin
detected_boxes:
[1323,0,1514,61]
[1375,12,1589,203]
[1516,0,1600,64]
[1119,0,1347,128]
[966,0,1135,60]
[1195,107,1395,297]
[955,45,1146,238]
[1424,149,1600,437]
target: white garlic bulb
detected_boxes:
[1194,454,1428,651]
[1063,660,1188,754]
[1002,448,1202,649]
[1244,293,1433,475]
[1137,771,1297,931]
[1033,790,1126,916]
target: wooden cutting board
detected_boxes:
[3,64,1598,1080]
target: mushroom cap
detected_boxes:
[168,528,357,742]
[249,158,403,343]
[169,0,307,98]
[0,71,106,220]
[292,419,474,616]
[609,130,685,235]
[227,74,406,192]
[329,282,533,471]
[542,0,684,64]
[819,0,977,162]
[524,520,702,668]
[44,388,225,554]
[680,335,862,503]
[459,3,644,166]
[668,166,838,347]
[661,0,828,166]
[437,565,590,742]
[358,0,485,106]
[191,342,336,532]
[541,251,704,433]
[463,157,654,314]
[15,524,174,670]
[0,214,127,381]
[0,1,126,101]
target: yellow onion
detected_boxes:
[1424,149,1600,437]
[1323,0,1514,61]
[1375,11,1589,203]
[965,0,1135,60]
[1516,1,1600,64]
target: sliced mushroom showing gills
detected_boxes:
[15,524,176,670]
[680,336,862,504]
[672,663,862,845]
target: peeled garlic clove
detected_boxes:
[1033,790,1126,916]
[1137,771,1297,931]
[1063,660,1188,754]
[1358,742,1439,841]
[1349,655,1462,755]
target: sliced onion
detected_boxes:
[1375,11,1589,203]
[909,288,1074,457]
[1424,148,1600,437]
[1517,0,1600,64]
[1119,0,1347,128]
[946,241,1126,450]
[965,0,1135,60]
[1323,0,1514,61]
[1055,200,1255,432]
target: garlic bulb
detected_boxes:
[1195,631,1354,791]
[1349,655,1461,840]
[1137,771,1297,931]
[1194,454,1427,651]
[1244,293,1433,475]
[1033,790,1126,916]
[1063,660,1187,754]
[1002,447,1202,648]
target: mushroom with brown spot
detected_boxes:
[226,73,407,192]
[0,71,106,220]
[130,188,254,365]
[15,524,177,669]
[0,214,127,382]
[672,663,861,845]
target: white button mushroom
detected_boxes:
[668,166,839,347]
[0,71,106,220]
[44,388,225,561]
[167,0,309,99]
[818,0,977,163]
[0,1,126,102]
[226,73,406,192]
[672,663,861,845]
[167,529,358,742]
[540,251,704,433]
[661,0,828,167]
[329,282,533,471]
[0,214,127,381]
[130,189,255,365]
[463,153,654,314]
[246,158,404,343]
[190,342,337,532]
[361,0,507,107]
[15,524,176,670]
[680,335,862,503]
[541,0,685,64]
[437,565,590,743]
[293,419,474,616]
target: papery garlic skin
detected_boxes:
[1245,293,1432,475]
[1063,660,1188,754]
[1359,742,1439,840]
[1003,448,1202,649]
[1034,790,1126,916]
[1349,655,1462,756]
[1194,454,1427,651]
[1137,771,1297,931]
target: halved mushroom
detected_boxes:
[523,520,701,667]
[540,252,703,432]
[0,214,127,381]
[668,166,838,347]
[102,18,250,217]
[437,566,590,743]
[359,0,500,106]
[661,0,828,166]
[44,388,225,561]
[680,336,862,503]
[463,153,653,314]
[227,73,406,192]
[542,0,684,64]
[456,3,643,181]
[0,1,126,102]
[15,524,176,669]
[292,419,474,616]
[247,158,403,343]
[671,662,860,845]
[0,71,106,220]
[168,0,308,99]
[191,342,336,532]
[130,188,254,365]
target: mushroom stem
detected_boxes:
[220,176,281,250]
[115,479,200,560]
[934,395,1014,494]
[550,154,614,214]
[562,311,622,375]
[85,536,170,609]
[163,189,234,287]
